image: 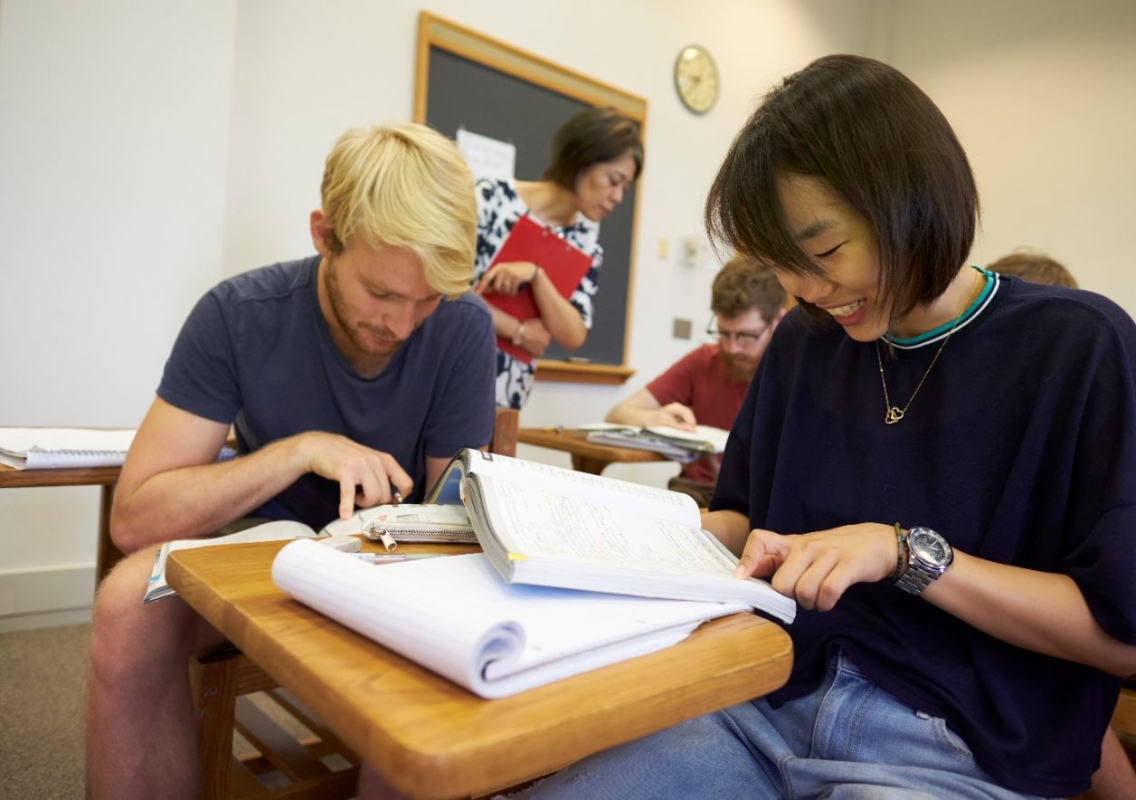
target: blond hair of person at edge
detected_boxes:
[988,249,1078,288]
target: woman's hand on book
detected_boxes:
[475,261,539,297]
[292,432,413,520]
[734,523,896,612]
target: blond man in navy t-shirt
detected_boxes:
[87,122,496,799]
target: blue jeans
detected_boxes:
[508,650,1047,799]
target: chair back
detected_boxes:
[490,408,518,457]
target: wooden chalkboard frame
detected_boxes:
[414,12,646,385]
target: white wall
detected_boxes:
[879,0,1136,311]
[3,0,1131,625]
[0,0,237,626]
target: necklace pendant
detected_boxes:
[885,407,905,425]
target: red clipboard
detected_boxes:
[482,214,592,364]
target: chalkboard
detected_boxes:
[414,13,646,385]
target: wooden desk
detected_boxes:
[518,427,668,475]
[0,464,124,587]
[168,540,793,799]
[0,436,237,591]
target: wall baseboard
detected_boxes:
[0,564,94,633]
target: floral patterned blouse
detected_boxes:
[474,178,604,409]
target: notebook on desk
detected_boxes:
[0,427,136,469]
[0,427,238,470]
[272,541,749,699]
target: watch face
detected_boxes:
[909,527,950,566]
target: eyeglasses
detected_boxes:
[706,320,771,348]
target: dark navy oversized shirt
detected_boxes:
[713,274,1136,796]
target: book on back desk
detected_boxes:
[577,423,730,462]
[0,427,136,469]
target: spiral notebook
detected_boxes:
[272,541,748,698]
[0,427,137,469]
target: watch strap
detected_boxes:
[895,564,935,595]
[889,523,907,582]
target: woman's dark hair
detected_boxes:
[705,54,979,323]
[541,106,644,190]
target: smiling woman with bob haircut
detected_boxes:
[504,55,1136,800]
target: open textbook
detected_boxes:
[145,503,478,602]
[143,520,321,603]
[272,540,748,698]
[577,423,730,462]
[432,449,795,624]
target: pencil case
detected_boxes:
[321,503,477,550]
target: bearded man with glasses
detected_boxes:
[605,256,786,506]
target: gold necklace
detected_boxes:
[875,271,984,425]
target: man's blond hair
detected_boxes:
[320,122,476,296]
[987,250,1078,289]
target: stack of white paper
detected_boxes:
[271,540,747,699]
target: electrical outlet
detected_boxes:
[678,236,700,267]
[672,318,692,340]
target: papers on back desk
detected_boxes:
[0,427,136,469]
[577,423,730,463]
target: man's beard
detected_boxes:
[720,351,759,383]
[325,258,404,357]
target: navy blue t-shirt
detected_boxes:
[158,256,496,529]
[713,273,1136,796]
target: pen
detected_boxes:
[352,553,447,563]
[392,489,403,506]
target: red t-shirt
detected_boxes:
[646,344,749,485]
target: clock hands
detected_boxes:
[675,45,718,113]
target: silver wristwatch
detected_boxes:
[893,526,953,596]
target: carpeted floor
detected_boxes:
[0,622,354,799]
[0,623,90,800]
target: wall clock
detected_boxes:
[674,44,719,115]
